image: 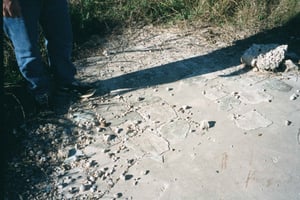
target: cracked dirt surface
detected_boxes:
[5,24,300,199]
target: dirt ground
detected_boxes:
[4,22,300,200]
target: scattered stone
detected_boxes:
[114,193,122,198]
[100,119,109,127]
[86,160,95,168]
[79,184,88,192]
[127,159,135,166]
[290,93,298,101]
[166,87,173,91]
[102,148,110,153]
[133,180,139,186]
[68,187,78,194]
[64,148,85,164]
[284,59,299,72]
[119,174,126,181]
[57,184,64,190]
[88,176,96,182]
[115,128,123,134]
[182,105,192,110]
[103,134,117,142]
[137,97,145,101]
[272,157,279,163]
[285,120,292,126]
[107,178,114,187]
[90,185,97,193]
[141,170,150,175]
[199,120,210,131]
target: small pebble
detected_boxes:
[88,176,96,182]
[290,93,297,100]
[114,193,122,198]
[119,174,126,181]
[231,91,239,96]
[285,120,292,126]
[115,128,122,134]
[69,187,78,194]
[199,120,210,131]
[141,170,150,175]
[182,105,192,110]
[79,184,87,192]
[57,184,64,190]
[133,181,139,186]
[102,148,110,153]
[90,185,97,192]
[137,97,145,101]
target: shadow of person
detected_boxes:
[92,13,299,96]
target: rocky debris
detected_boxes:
[241,44,289,71]
[199,120,210,131]
[285,120,292,126]
[64,148,85,164]
[284,59,299,72]
[289,93,298,100]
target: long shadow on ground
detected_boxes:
[95,14,300,95]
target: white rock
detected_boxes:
[182,105,192,110]
[69,187,78,194]
[290,93,298,100]
[79,184,87,192]
[285,120,292,126]
[199,120,210,131]
[241,44,288,71]
[284,59,299,72]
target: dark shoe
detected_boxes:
[58,81,96,98]
[34,93,52,111]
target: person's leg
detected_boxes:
[40,0,95,97]
[3,0,50,98]
[40,0,76,86]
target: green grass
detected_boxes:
[4,0,300,84]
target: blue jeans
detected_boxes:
[3,0,76,96]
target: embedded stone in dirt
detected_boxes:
[234,110,273,130]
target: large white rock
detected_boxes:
[241,44,288,71]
